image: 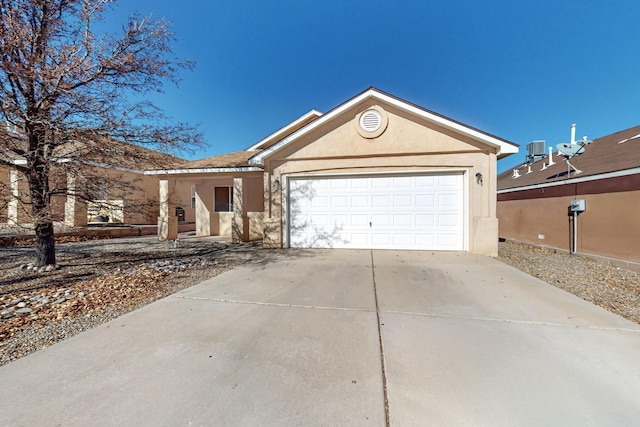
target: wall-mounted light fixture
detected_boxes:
[475,173,483,185]
[273,178,281,191]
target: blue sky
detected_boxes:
[104,1,640,172]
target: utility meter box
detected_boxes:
[570,199,586,212]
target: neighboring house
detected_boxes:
[497,125,640,271]
[1,137,191,227]
[154,87,518,256]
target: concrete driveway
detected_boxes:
[2,250,640,426]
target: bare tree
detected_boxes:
[0,0,202,265]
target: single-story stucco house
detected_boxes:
[152,87,518,256]
[497,125,640,271]
[1,137,192,227]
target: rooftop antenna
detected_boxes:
[556,124,591,177]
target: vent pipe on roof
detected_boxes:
[571,124,576,145]
[527,164,532,174]
[512,169,521,178]
[548,146,555,165]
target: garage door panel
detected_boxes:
[351,214,369,227]
[438,174,461,186]
[393,215,413,227]
[372,177,392,189]
[392,234,412,246]
[393,176,413,187]
[438,234,462,249]
[342,232,367,245]
[438,214,461,227]
[330,196,349,208]
[372,195,391,208]
[310,215,329,226]
[310,196,328,208]
[415,214,435,226]
[416,194,436,208]
[393,195,412,207]
[371,214,390,226]
[288,174,464,250]
[351,196,369,208]
[371,233,391,245]
[415,233,436,246]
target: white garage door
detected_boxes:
[287,173,465,250]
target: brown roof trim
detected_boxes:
[498,173,640,201]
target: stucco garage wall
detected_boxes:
[263,104,500,255]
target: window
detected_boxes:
[191,185,196,209]
[214,186,233,212]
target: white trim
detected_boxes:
[463,169,470,252]
[497,166,640,194]
[250,89,518,165]
[283,168,469,250]
[246,110,323,151]
[145,166,262,175]
[11,155,262,175]
[283,174,290,248]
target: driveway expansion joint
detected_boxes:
[173,295,374,313]
[383,310,640,333]
[370,250,391,427]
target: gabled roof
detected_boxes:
[246,110,323,151]
[498,125,640,192]
[249,87,518,165]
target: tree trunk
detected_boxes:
[27,138,57,266]
[35,220,56,266]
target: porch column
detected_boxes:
[64,172,87,227]
[263,173,283,248]
[7,169,24,225]
[158,179,178,241]
[232,177,247,242]
[195,183,217,236]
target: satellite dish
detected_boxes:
[556,143,586,158]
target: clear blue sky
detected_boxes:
[104,0,640,173]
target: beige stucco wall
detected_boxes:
[498,190,640,264]
[262,102,499,255]
[163,173,264,239]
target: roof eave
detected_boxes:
[249,88,518,165]
[246,110,323,152]
[145,166,263,175]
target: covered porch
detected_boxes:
[151,154,264,243]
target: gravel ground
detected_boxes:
[1,231,639,366]
[0,233,283,366]
[498,240,640,325]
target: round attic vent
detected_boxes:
[359,110,382,133]
[355,106,388,139]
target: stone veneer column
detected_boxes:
[7,169,23,225]
[262,173,283,248]
[64,172,87,227]
[232,177,245,243]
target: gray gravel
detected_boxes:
[0,234,282,366]
[498,240,640,325]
